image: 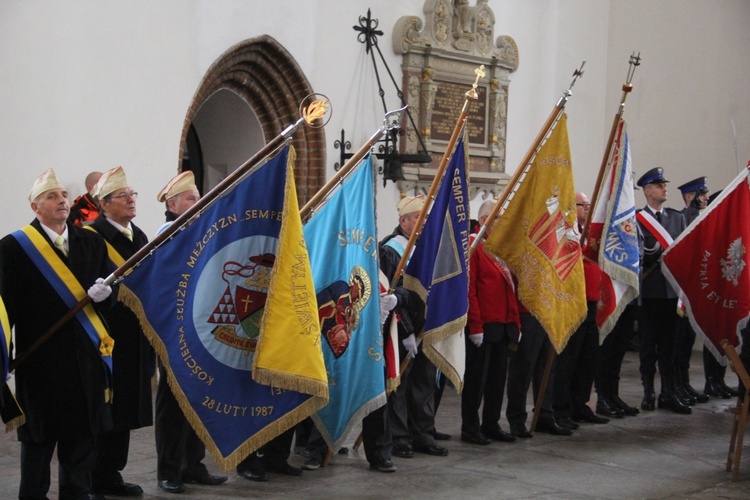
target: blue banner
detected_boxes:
[119,146,327,471]
[303,156,386,448]
[403,137,470,389]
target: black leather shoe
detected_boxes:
[575,407,610,424]
[266,462,303,476]
[658,393,692,414]
[597,399,625,418]
[183,472,228,486]
[482,427,517,442]
[684,384,709,403]
[413,444,449,456]
[238,469,269,482]
[87,494,106,500]
[611,395,639,416]
[431,430,452,441]
[674,386,697,406]
[510,424,533,438]
[369,458,397,472]
[705,379,732,399]
[158,479,185,494]
[392,444,413,458]
[720,380,740,397]
[556,417,579,430]
[641,392,656,411]
[536,419,573,436]
[461,431,491,445]
[94,482,143,497]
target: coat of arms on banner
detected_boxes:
[208,252,275,355]
[528,190,581,281]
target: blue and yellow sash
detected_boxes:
[0,295,10,380]
[84,225,126,267]
[11,226,114,372]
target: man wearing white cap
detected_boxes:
[153,171,227,493]
[0,168,114,499]
[381,195,449,458]
[88,166,155,497]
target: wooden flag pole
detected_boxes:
[580,52,641,245]
[354,66,486,453]
[465,63,586,433]
[470,61,586,256]
[10,97,331,372]
[387,65,485,293]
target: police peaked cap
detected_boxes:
[636,167,669,187]
[677,176,708,195]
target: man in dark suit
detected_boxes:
[153,171,228,493]
[89,166,155,497]
[0,168,114,499]
[636,167,691,414]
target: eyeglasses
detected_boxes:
[107,191,138,201]
[576,203,590,208]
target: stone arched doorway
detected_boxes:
[179,34,325,203]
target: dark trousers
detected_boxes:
[461,324,510,434]
[92,429,130,488]
[639,298,680,393]
[555,301,598,418]
[155,363,207,481]
[388,345,437,448]
[20,435,96,499]
[676,316,696,378]
[362,403,392,465]
[596,302,637,397]
[237,428,293,473]
[506,313,556,427]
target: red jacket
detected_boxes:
[467,234,521,334]
[582,256,601,302]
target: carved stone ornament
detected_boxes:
[392,0,519,200]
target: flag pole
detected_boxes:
[354,67,485,453]
[470,61,586,256]
[387,65,485,292]
[300,106,407,222]
[580,52,641,245]
[10,97,331,372]
[464,63,586,433]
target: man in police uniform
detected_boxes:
[0,169,114,499]
[636,167,691,414]
[154,171,228,493]
[673,177,712,406]
[89,166,155,496]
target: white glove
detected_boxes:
[402,333,418,359]
[469,332,484,348]
[379,293,398,324]
[87,278,112,303]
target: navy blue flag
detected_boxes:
[303,155,386,448]
[403,136,470,391]
[119,146,327,471]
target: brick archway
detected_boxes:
[180,34,325,202]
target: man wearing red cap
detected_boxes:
[0,168,114,499]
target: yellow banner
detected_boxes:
[484,114,586,352]
[253,152,328,399]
